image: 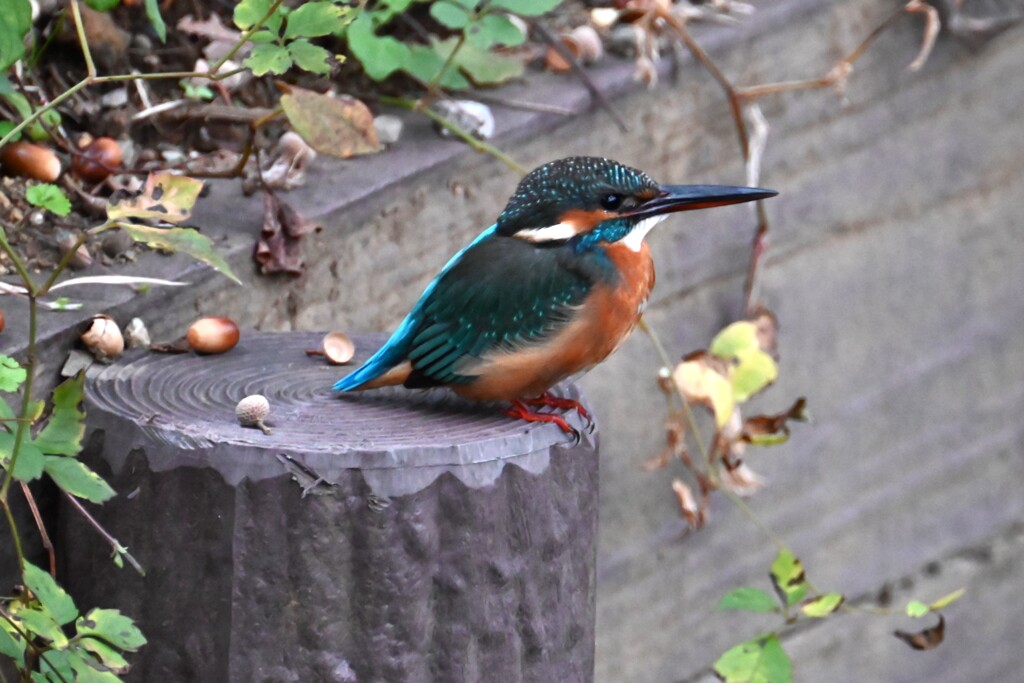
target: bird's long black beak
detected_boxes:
[630,185,777,219]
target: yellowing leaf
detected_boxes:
[731,348,778,402]
[117,224,240,284]
[107,173,204,224]
[710,321,760,359]
[770,549,807,607]
[800,592,844,618]
[673,354,734,428]
[280,85,381,158]
[906,600,930,618]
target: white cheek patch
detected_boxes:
[515,222,580,243]
[621,215,666,252]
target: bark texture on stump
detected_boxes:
[59,333,598,683]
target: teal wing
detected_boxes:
[402,235,595,388]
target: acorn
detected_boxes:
[235,395,271,434]
[322,332,355,365]
[1,142,61,182]
[0,309,5,334]
[546,25,604,72]
[72,137,123,183]
[81,315,124,362]
[186,317,240,354]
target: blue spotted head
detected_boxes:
[495,156,777,251]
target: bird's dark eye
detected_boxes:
[600,193,623,210]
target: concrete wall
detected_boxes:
[9,0,1021,679]
[195,1,1024,679]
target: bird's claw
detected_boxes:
[507,395,590,444]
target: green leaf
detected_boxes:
[25,183,72,217]
[14,607,67,648]
[234,0,271,30]
[45,457,115,503]
[245,42,293,76]
[717,587,780,613]
[906,600,930,618]
[770,549,808,607]
[346,13,411,81]
[36,648,73,683]
[144,0,166,43]
[76,609,146,651]
[0,120,18,142]
[488,0,560,16]
[711,321,760,359]
[731,348,778,403]
[800,592,844,618]
[434,37,524,86]
[0,0,31,71]
[402,44,470,89]
[107,173,204,224]
[23,561,78,625]
[0,623,25,665]
[714,634,792,683]
[34,374,85,456]
[116,224,241,284]
[468,12,526,49]
[68,651,123,683]
[79,636,129,671]
[287,39,332,74]
[0,355,26,392]
[84,0,121,10]
[284,1,346,39]
[929,588,965,611]
[430,1,471,29]
[0,432,45,481]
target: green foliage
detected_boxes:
[24,562,78,626]
[714,634,792,683]
[0,0,31,71]
[144,0,167,43]
[235,0,351,76]
[770,549,807,607]
[85,0,121,11]
[800,592,844,618]
[718,587,780,613]
[116,223,240,284]
[906,600,930,618]
[0,355,27,392]
[1,75,62,142]
[26,184,72,217]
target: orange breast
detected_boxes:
[454,242,655,402]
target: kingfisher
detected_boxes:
[334,157,776,434]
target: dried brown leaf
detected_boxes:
[279,85,381,159]
[254,188,323,276]
[741,397,808,445]
[894,614,945,650]
[671,478,705,529]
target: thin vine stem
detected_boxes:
[377,95,527,175]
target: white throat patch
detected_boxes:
[621,215,666,252]
[515,222,579,243]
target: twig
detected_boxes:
[528,19,630,133]
[19,483,56,578]
[378,95,527,175]
[62,492,145,576]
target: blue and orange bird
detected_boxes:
[334,157,777,433]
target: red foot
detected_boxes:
[522,391,591,423]
[506,400,575,435]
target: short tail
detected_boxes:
[333,320,416,392]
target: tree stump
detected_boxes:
[58,332,598,683]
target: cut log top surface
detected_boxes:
[84,332,591,496]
